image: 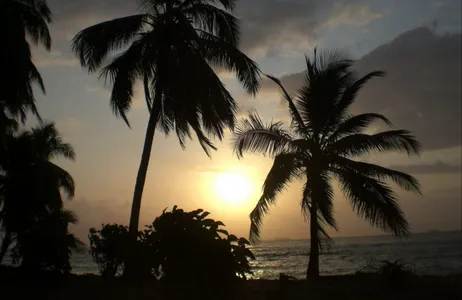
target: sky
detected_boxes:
[28,0,461,241]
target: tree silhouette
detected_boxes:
[12,209,82,274]
[72,0,260,275]
[0,0,52,121]
[0,122,75,264]
[232,49,421,279]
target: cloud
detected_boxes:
[321,2,385,28]
[44,0,385,59]
[388,161,461,174]
[236,0,384,56]
[260,26,462,151]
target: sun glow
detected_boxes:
[213,172,255,205]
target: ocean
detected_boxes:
[69,231,462,279]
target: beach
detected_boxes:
[1,271,461,300]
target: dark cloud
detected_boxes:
[262,27,462,150]
[388,161,461,174]
[44,0,383,55]
[236,0,330,54]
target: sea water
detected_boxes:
[69,231,462,279]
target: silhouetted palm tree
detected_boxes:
[13,209,83,274]
[1,0,52,121]
[232,49,421,279]
[0,122,75,264]
[71,0,261,270]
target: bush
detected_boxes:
[88,206,255,282]
[88,224,131,278]
[146,206,255,282]
[358,258,414,287]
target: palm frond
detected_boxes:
[334,168,410,237]
[233,111,295,158]
[334,71,385,120]
[50,163,75,199]
[249,153,302,243]
[72,14,148,73]
[326,113,392,145]
[180,0,237,10]
[301,175,338,231]
[198,31,261,95]
[99,38,149,127]
[332,130,421,157]
[185,3,240,45]
[296,50,354,134]
[331,157,421,194]
[265,74,308,137]
[317,215,334,252]
[20,2,52,49]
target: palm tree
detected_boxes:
[0,122,75,264]
[71,0,261,268]
[12,209,83,274]
[232,50,421,279]
[1,0,52,121]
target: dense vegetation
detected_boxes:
[89,207,254,282]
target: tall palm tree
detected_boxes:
[0,122,75,264]
[232,50,421,279]
[0,0,52,121]
[71,0,261,266]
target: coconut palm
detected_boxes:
[12,209,83,274]
[71,0,261,263]
[232,50,421,279]
[0,122,75,264]
[1,0,52,121]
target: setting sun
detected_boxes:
[213,172,254,205]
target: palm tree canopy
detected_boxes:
[233,49,421,243]
[1,0,52,121]
[0,122,75,234]
[72,0,261,155]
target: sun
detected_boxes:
[213,172,254,205]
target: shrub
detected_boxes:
[358,258,414,287]
[88,224,131,278]
[88,206,255,282]
[146,206,255,282]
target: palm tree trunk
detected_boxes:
[0,231,12,264]
[124,88,161,278]
[306,201,320,279]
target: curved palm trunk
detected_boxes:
[124,88,161,278]
[0,230,12,264]
[307,200,320,279]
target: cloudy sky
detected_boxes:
[30,0,461,241]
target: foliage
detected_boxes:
[88,224,131,278]
[88,207,255,282]
[1,0,52,122]
[0,122,76,267]
[146,206,255,282]
[72,0,260,135]
[12,209,83,274]
[232,48,421,277]
[358,258,414,287]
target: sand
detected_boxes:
[1,268,461,300]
